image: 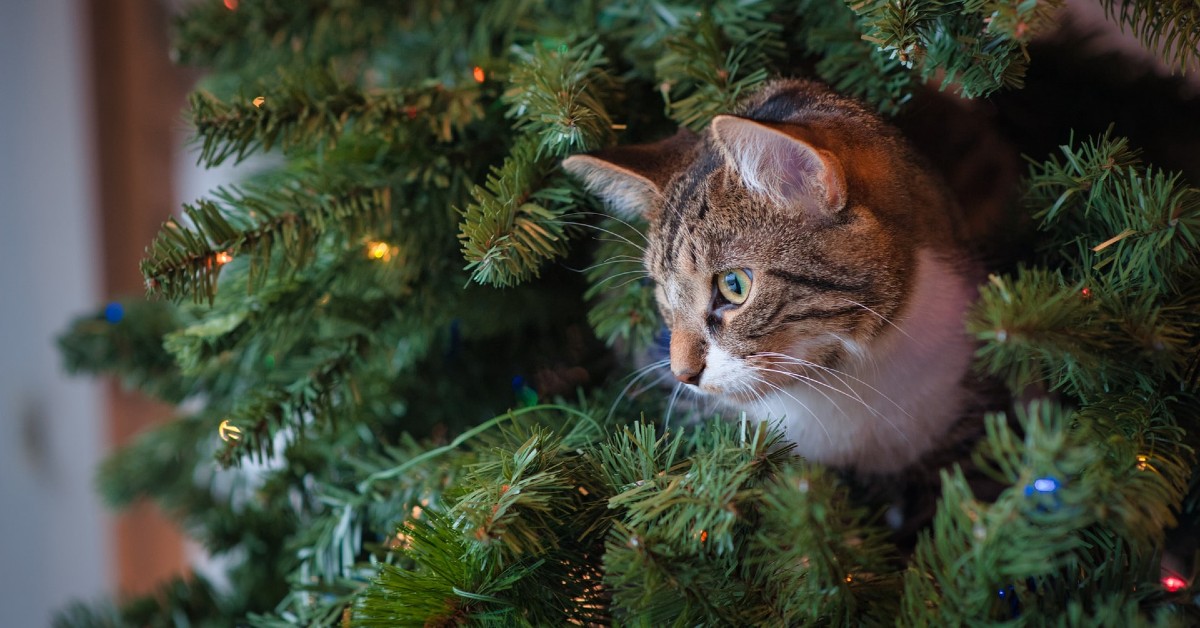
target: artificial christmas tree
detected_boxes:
[57,1,1200,625]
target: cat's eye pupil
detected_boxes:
[725,273,741,295]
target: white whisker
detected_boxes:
[835,297,915,342]
[664,383,684,432]
[608,272,655,291]
[751,364,913,450]
[563,255,644,274]
[572,211,651,246]
[590,268,652,290]
[752,353,873,414]
[745,372,833,447]
[750,365,855,420]
[607,359,671,421]
[751,351,913,419]
[561,220,647,254]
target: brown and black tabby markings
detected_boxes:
[565,80,1015,491]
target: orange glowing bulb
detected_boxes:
[214,251,233,266]
[473,66,486,83]
[389,531,412,550]
[224,0,238,10]
[367,241,392,260]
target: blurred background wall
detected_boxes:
[0,2,193,624]
[0,2,111,625]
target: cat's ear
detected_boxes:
[710,115,846,215]
[562,128,698,220]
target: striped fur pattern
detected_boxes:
[565,80,988,474]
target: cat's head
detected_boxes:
[564,80,958,401]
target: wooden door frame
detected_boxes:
[86,0,194,599]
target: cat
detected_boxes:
[564,79,1010,476]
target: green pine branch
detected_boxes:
[457,37,632,288]
[1068,393,1193,547]
[969,268,1119,398]
[352,407,613,627]
[352,511,543,627]
[972,131,1200,401]
[848,0,1066,98]
[601,421,758,623]
[154,246,449,444]
[189,70,484,167]
[351,414,903,625]
[173,0,406,75]
[246,582,359,628]
[593,1,701,76]
[967,268,1194,400]
[141,163,393,304]
[904,403,1105,622]
[246,427,479,626]
[962,0,1066,40]
[1100,0,1200,74]
[790,0,915,114]
[216,336,365,466]
[55,575,226,628]
[582,214,661,354]
[1025,130,1200,298]
[458,136,579,287]
[904,397,1194,623]
[607,420,791,558]
[57,298,192,403]
[751,466,901,624]
[655,7,779,130]
[453,430,582,559]
[601,420,898,624]
[504,38,618,158]
[174,0,578,99]
[451,428,610,625]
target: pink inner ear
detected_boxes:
[713,116,844,213]
[775,141,825,202]
[758,129,845,213]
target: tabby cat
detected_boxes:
[565,79,1001,475]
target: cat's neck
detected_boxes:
[746,248,979,474]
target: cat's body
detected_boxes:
[565,80,1003,475]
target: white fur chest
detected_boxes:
[720,249,979,474]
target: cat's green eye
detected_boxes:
[716,268,753,305]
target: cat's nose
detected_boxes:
[673,368,703,386]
